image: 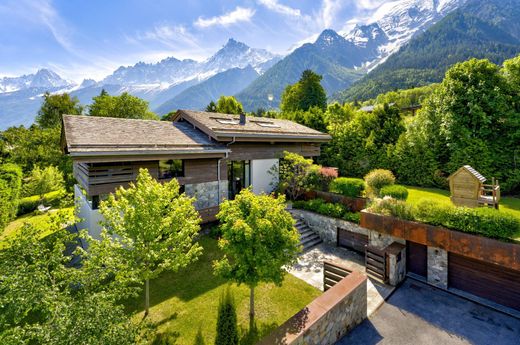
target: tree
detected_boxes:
[26,165,64,201]
[0,212,147,344]
[36,92,83,129]
[273,151,320,200]
[99,168,202,316]
[215,288,238,345]
[89,91,158,119]
[214,189,300,324]
[0,163,22,228]
[206,100,217,112]
[280,70,327,112]
[215,96,243,114]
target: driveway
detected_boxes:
[337,279,520,345]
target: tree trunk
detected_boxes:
[145,278,150,317]
[249,286,255,325]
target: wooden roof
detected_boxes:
[448,165,487,182]
[174,110,332,142]
[62,115,229,157]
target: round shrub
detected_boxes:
[329,177,365,198]
[380,185,408,200]
[364,169,395,196]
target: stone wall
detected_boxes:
[427,246,448,289]
[290,208,367,244]
[368,230,405,250]
[259,271,368,345]
[184,180,228,210]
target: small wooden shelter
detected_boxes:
[447,165,500,209]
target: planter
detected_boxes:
[360,211,520,271]
[304,190,367,212]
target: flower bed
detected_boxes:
[293,199,360,223]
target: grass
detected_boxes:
[124,236,321,345]
[405,186,520,240]
[0,207,74,247]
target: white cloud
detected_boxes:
[318,0,344,28]
[353,0,388,11]
[257,0,301,17]
[194,7,255,28]
[134,24,199,49]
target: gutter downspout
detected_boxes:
[217,136,235,205]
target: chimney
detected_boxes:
[239,112,246,125]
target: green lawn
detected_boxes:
[406,186,520,240]
[0,207,74,247]
[125,236,321,345]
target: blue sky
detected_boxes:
[0,0,386,82]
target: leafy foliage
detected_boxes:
[281,70,327,113]
[329,177,365,198]
[367,197,415,221]
[380,185,408,200]
[0,211,148,344]
[89,90,158,119]
[99,168,202,316]
[35,92,83,129]
[273,151,320,200]
[215,288,239,345]
[214,189,300,321]
[215,96,244,114]
[25,165,64,200]
[364,169,396,197]
[292,198,360,223]
[17,189,67,216]
[0,163,22,229]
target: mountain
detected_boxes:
[155,66,259,114]
[336,0,520,101]
[235,30,368,111]
[0,69,72,93]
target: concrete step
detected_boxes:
[299,230,318,241]
[302,236,322,250]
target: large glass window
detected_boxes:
[159,159,184,179]
[227,160,251,199]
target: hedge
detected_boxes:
[17,189,66,216]
[380,185,408,200]
[292,199,360,223]
[329,177,365,198]
[364,169,395,196]
[0,163,23,229]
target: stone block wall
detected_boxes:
[259,271,368,345]
[368,230,405,250]
[184,180,228,210]
[290,208,367,244]
[427,246,448,289]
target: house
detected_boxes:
[61,110,331,238]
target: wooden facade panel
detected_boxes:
[407,241,427,278]
[227,142,320,161]
[337,228,368,253]
[177,159,226,185]
[448,253,520,311]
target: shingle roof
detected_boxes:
[62,115,228,156]
[462,165,487,182]
[175,110,332,142]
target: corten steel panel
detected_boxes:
[427,225,450,250]
[480,237,515,269]
[390,218,406,239]
[405,220,427,244]
[449,230,481,259]
[514,245,520,271]
[382,215,396,235]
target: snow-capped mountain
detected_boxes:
[342,0,467,68]
[101,38,279,88]
[0,68,73,93]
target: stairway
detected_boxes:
[294,218,322,251]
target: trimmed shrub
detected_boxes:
[367,197,414,221]
[414,200,520,240]
[0,163,23,228]
[364,169,395,197]
[17,189,66,216]
[292,199,360,223]
[329,177,365,198]
[215,288,238,345]
[380,185,408,200]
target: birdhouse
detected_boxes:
[447,165,500,209]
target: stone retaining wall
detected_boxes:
[184,180,228,210]
[291,208,367,244]
[258,271,368,345]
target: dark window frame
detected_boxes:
[158,159,185,180]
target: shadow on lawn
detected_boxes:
[239,320,281,345]
[125,236,226,313]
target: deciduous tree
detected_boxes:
[214,189,300,324]
[89,91,158,119]
[36,92,83,129]
[99,168,202,317]
[26,165,64,202]
[215,96,244,114]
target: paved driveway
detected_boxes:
[337,279,520,345]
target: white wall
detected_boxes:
[251,159,278,195]
[74,184,104,240]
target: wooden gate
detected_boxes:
[337,228,368,253]
[323,261,352,291]
[406,241,427,278]
[365,246,387,283]
[449,253,520,311]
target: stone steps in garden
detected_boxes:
[293,217,322,250]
